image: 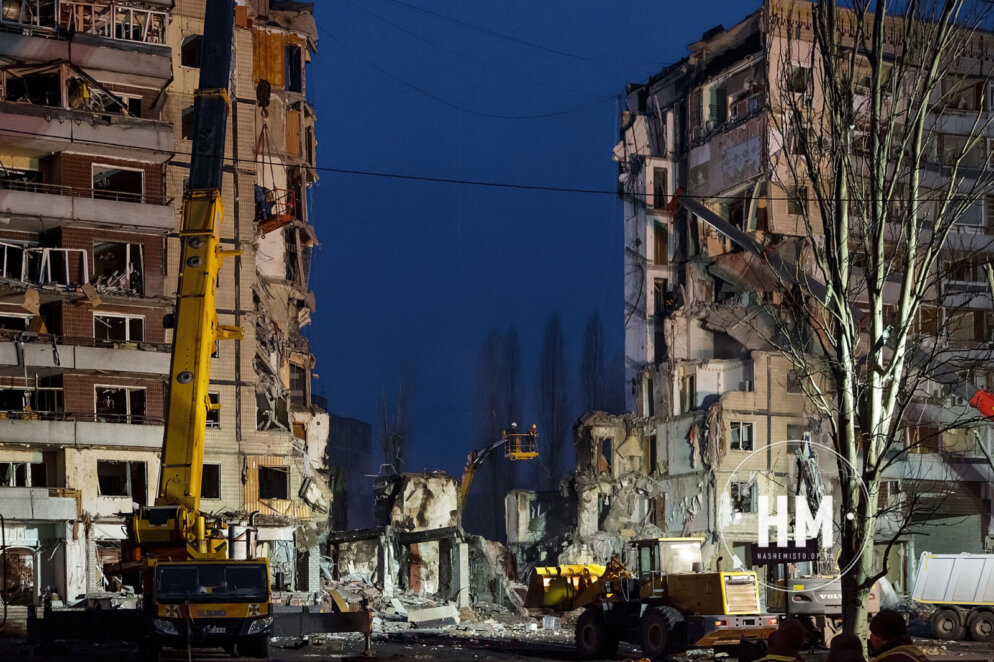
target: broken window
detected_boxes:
[0,461,45,487]
[3,68,61,107]
[651,167,667,208]
[730,421,754,451]
[96,460,146,504]
[653,222,668,265]
[643,435,657,474]
[645,377,655,416]
[23,247,89,287]
[94,313,144,342]
[181,34,202,68]
[0,314,30,331]
[181,106,195,140]
[93,242,143,295]
[258,465,289,499]
[206,392,220,429]
[95,386,146,423]
[680,374,696,414]
[787,65,812,96]
[599,437,612,474]
[285,44,303,93]
[289,363,308,407]
[786,370,803,394]
[654,328,666,364]
[787,186,808,216]
[2,548,35,605]
[649,495,665,526]
[2,0,56,27]
[730,481,755,513]
[92,164,144,202]
[907,426,941,454]
[202,463,221,499]
[653,278,669,316]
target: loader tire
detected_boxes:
[931,608,965,641]
[138,637,162,662]
[240,636,270,659]
[967,610,994,643]
[640,606,684,658]
[575,609,612,659]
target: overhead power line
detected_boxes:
[0,125,987,203]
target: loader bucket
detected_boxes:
[524,564,606,610]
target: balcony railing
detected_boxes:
[0,409,163,425]
[0,178,166,206]
[0,1,167,45]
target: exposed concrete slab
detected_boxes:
[407,604,459,628]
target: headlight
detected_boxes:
[153,618,179,636]
[247,616,273,635]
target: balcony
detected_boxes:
[0,99,173,163]
[0,1,171,87]
[0,334,170,376]
[0,486,78,520]
[0,180,173,233]
[0,413,163,448]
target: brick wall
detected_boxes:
[63,373,164,421]
[53,154,165,204]
[58,301,167,344]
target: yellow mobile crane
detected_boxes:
[115,2,272,658]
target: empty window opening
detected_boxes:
[206,392,220,429]
[94,313,144,342]
[289,364,308,407]
[0,382,62,414]
[95,386,146,423]
[181,106,195,140]
[25,248,88,287]
[202,463,221,499]
[92,164,144,202]
[258,465,289,500]
[0,314,31,332]
[3,70,61,107]
[653,222,668,265]
[730,481,755,513]
[730,421,754,451]
[651,167,668,207]
[644,435,657,473]
[653,278,670,316]
[599,437,612,473]
[181,34,202,68]
[285,44,302,93]
[93,242,143,295]
[0,461,46,487]
[680,374,696,413]
[96,460,146,504]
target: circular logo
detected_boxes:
[716,439,870,593]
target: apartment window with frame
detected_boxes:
[786,370,803,394]
[95,386,146,423]
[653,278,669,316]
[788,186,808,216]
[94,242,144,295]
[730,421,754,451]
[787,65,812,95]
[258,465,289,500]
[654,222,669,265]
[206,392,220,429]
[94,313,144,342]
[201,463,221,499]
[96,460,147,505]
[730,481,755,513]
[285,44,303,93]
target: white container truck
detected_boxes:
[912,553,994,642]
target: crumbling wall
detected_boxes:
[375,472,459,532]
[336,538,381,582]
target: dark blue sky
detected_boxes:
[306,0,753,479]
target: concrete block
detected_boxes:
[542,615,561,631]
[407,604,459,628]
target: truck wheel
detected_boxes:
[640,608,672,657]
[138,638,162,662]
[967,610,994,643]
[931,609,965,641]
[240,636,270,659]
[575,609,611,659]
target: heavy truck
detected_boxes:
[913,552,994,643]
[548,537,778,659]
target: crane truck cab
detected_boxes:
[142,558,273,660]
[575,537,777,660]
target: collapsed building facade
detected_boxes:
[0,0,329,604]
[511,1,994,598]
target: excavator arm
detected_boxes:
[459,425,538,506]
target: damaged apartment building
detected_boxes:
[509,1,994,596]
[0,0,329,605]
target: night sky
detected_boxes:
[305,1,754,481]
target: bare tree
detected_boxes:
[539,313,571,482]
[763,0,994,634]
[580,312,608,411]
[378,370,414,473]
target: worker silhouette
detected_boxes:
[868,610,929,662]
[756,619,806,662]
[828,633,867,662]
